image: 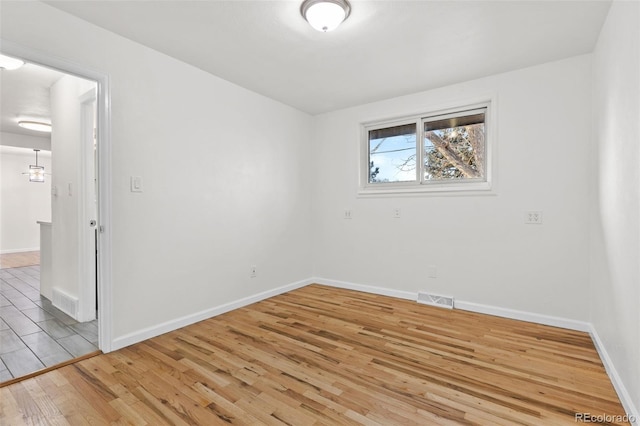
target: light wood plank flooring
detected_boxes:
[0,251,40,269]
[0,284,629,425]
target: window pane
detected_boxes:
[424,112,485,182]
[369,124,416,183]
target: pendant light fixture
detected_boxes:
[301,0,351,32]
[22,149,46,183]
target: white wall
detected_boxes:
[1,1,313,342]
[0,131,51,151]
[311,55,592,322]
[0,146,51,253]
[591,0,640,416]
[49,74,96,305]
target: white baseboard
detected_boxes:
[0,247,39,255]
[315,277,592,331]
[110,278,314,351]
[312,277,416,301]
[454,300,592,332]
[588,325,639,426]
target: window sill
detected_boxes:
[357,182,496,197]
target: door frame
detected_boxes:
[1,40,113,352]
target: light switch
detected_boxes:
[130,176,143,192]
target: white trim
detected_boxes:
[314,277,593,331]
[588,325,640,426]
[111,278,314,351]
[454,300,592,332]
[1,40,113,353]
[356,185,497,198]
[312,277,416,301]
[0,247,40,255]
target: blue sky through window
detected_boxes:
[369,133,416,182]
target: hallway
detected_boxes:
[0,260,98,382]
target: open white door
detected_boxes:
[78,88,97,322]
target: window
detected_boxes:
[362,103,492,194]
[368,122,416,183]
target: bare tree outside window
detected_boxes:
[424,121,485,181]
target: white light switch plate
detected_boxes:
[130,176,143,192]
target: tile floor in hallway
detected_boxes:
[0,265,98,382]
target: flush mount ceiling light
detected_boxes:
[0,54,24,70]
[301,0,351,32]
[18,120,52,133]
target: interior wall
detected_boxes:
[0,146,51,253]
[0,1,313,341]
[311,55,592,322]
[0,131,51,151]
[591,0,640,414]
[49,74,96,303]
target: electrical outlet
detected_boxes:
[250,265,257,278]
[393,208,401,218]
[344,209,352,219]
[525,211,543,224]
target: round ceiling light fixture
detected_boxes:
[18,120,52,133]
[0,54,24,70]
[301,0,351,32]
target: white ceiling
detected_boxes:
[44,0,612,115]
[0,62,64,139]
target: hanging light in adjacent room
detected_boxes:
[301,0,350,32]
[18,120,52,133]
[23,149,46,183]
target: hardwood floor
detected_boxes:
[0,284,629,425]
[0,251,40,269]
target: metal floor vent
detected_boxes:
[417,291,454,309]
[52,287,78,319]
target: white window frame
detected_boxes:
[359,100,495,196]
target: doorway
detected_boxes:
[0,47,111,383]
